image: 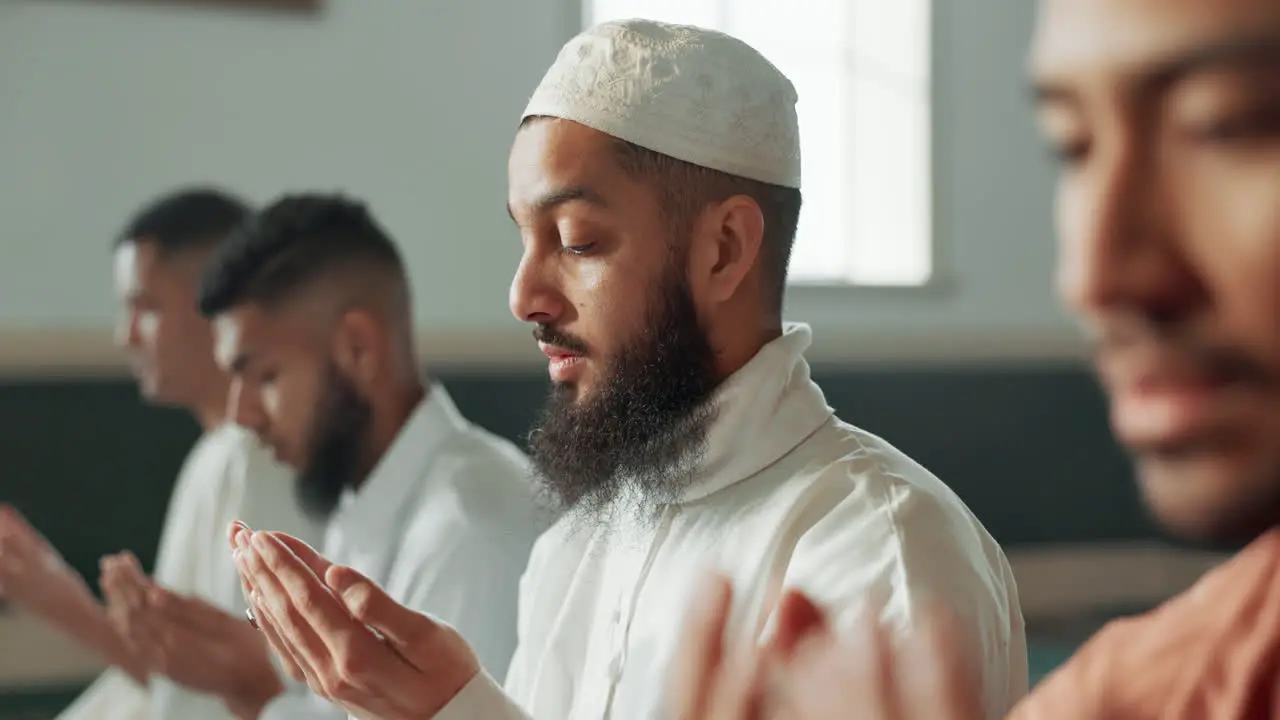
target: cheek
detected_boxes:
[261,385,282,421]
[1179,159,1280,362]
[137,311,161,348]
[1052,176,1091,304]
[574,259,655,350]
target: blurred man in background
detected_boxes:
[0,187,322,720]
[667,0,1280,716]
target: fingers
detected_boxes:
[0,504,33,536]
[229,521,250,552]
[246,532,419,702]
[233,529,309,682]
[244,532,371,680]
[767,589,829,660]
[779,602,896,720]
[325,566,413,646]
[253,599,310,684]
[100,554,148,610]
[236,542,317,686]
[266,532,333,580]
[665,573,734,720]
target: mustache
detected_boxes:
[1090,315,1275,386]
[533,325,590,355]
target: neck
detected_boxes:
[350,378,427,492]
[713,320,783,380]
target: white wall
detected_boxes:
[0,0,1078,372]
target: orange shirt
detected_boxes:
[1009,530,1280,719]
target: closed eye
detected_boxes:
[563,243,596,256]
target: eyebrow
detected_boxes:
[506,186,607,225]
[1033,30,1280,107]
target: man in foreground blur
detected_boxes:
[228,19,1026,720]
[200,193,545,718]
[0,187,321,720]
[668,0,1280,716]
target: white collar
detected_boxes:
[678,322,834,503]
[330,383,469,551]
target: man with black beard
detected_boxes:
[182,193,544,719]
[525,255,718,519]
[225,19,1025,720]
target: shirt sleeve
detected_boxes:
[433,671,531,720]
[775,475,1028,720]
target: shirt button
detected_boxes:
[608,653,624,682]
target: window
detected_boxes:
[583,0,932,286]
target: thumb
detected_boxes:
[326,564,425,648]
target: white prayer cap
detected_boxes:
[522,18,802,189]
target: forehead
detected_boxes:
[213,303,324,370]
[1032,0,1280,84]
[112,240,159,290]
[507,119,628,213]
[212,306,275,365]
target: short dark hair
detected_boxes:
[116,186,252,257]
[197,193,407,318]
[611,139,802,312]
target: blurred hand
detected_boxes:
[142,583,284,719]
[99,551,158,666]
[230,521,480,720]
[0,504,92,619]
[666,573,985,720]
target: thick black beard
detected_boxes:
[295,363,373,522]
[527,262,721,526]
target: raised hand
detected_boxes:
[142,583,284,719]
[0,503,86,614]
[230,521,481,720]
[666,573,985,720]
[99,550,161,671]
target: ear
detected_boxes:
[330,309,383,388]
[689,195,765,305]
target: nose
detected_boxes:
[114,311,141,349]
[1055,133,1201,321]
[226,377,268,436]
[509,245,566,324]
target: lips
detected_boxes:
[538,343,580,361]
[539,342,586,382]
[1102,353,1253,450]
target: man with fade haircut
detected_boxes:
[666,0,1280,717]
[197,192,546,719]
[226,19,1026,720]
[0,187,322,720]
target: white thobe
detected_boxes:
[438,323,1028,720]
[259,383,547,720]
[55,422,323,720]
